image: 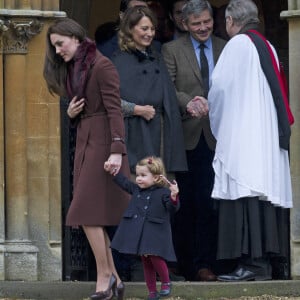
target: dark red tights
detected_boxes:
[141,255,170,293]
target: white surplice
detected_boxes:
[208,34,292,208]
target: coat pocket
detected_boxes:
[147,216,164,224]
[123,211,137,219]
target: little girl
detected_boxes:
[104,156,179,300]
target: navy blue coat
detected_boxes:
[111,49,187,173]
[111,173,179,261]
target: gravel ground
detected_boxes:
[219,297,300,300]
[1,296,300,300]
[123,297,300,300]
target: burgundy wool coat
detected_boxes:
[66,43,130,226]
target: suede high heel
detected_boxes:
[90,274,117,300]
[114,281,125,300]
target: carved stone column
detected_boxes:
[0,4,65,280]
[281,5,300,279]
[0,34,4,282]
[4,51,40,280]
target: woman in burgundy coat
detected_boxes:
[43,18,129,300]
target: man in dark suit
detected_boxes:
[166,0,188,40]
[162,0,226,281]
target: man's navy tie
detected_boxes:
[199,43,209,97]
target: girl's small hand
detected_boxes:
[104,153,122,176]
[159,174,172,186]
[169,180,179,200]
[159,175,179,200]
[67,96,85,118]
[104,161,110,172]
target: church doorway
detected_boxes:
[60,0,290,281]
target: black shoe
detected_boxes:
[90,274,116,300]
[217,266,255,282]
[114,282,125,300]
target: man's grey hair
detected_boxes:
[182,0,213,23]
[225,0,259,26]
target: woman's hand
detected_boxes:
[104,153,122,176]
[134,105,155,121]
[67,96,85,118]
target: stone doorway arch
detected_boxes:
[60,0,292,282]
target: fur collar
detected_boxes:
[66,38,97,99]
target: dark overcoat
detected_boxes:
[111,49,187,173]
[111,173,179,261]
[66,44,130,226]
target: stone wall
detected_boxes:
[0,4,65,280]
[281,3,300,279]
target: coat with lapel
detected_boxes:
[66,47,130,227]
[161,34,226,151]
[111,173,179,261]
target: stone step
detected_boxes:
[1,280,300,300]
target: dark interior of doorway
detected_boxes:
[60,0,291,282]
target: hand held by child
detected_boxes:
[104,153,122,176]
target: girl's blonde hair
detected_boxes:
[118,6,157,52]
[136,156,167,187]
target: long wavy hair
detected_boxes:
[118,6,157,52]
[43,18,86,96]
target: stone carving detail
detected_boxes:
[0,19,43,54]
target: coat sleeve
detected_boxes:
[94,56,127,154]
[113,173,136,195]
[161,43,192,117]
[161,189,180,214]
[159,56,188,172]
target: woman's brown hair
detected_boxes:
[118,6,157,52]
[43,18,86,96]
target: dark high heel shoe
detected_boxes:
[90,291,107,300]
[113,281,125,300]
[90,274,117,300]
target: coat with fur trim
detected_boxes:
[66,39,130,226]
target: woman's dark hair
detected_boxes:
[94,21,118,44]
[43,18,86,96]
[120,0,147,13]
[118,6,157,51]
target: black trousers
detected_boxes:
[172,133,217,280]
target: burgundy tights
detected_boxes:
[141,255,170,293]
